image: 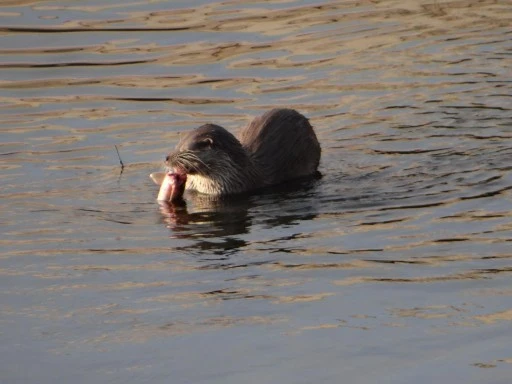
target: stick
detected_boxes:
[114,145,125,170]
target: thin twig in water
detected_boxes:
[115,145,125,170]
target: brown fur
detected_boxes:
[161,108,321,196]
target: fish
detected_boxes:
[151,172,187,202]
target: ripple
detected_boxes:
[1,1,512,383]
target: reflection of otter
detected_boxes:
[157,197,253,238]
[152,109,321,198]
[157,176,320,247]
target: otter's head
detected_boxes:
[165,124,259,195]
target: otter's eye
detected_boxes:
[194,138,213,150]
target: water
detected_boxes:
[1,1,511,383]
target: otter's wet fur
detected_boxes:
[162,108,321,196]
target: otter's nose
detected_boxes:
[165,155,170,163]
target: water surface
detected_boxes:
[1,1,511,383]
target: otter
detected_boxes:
[151,108,321,201]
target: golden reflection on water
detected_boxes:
[1,0,512,382]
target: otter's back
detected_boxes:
[239,109,320,185]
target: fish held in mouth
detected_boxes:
[156,172,187,202]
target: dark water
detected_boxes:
[1,1,512,383]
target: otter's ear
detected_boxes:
[150,172,166,185]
